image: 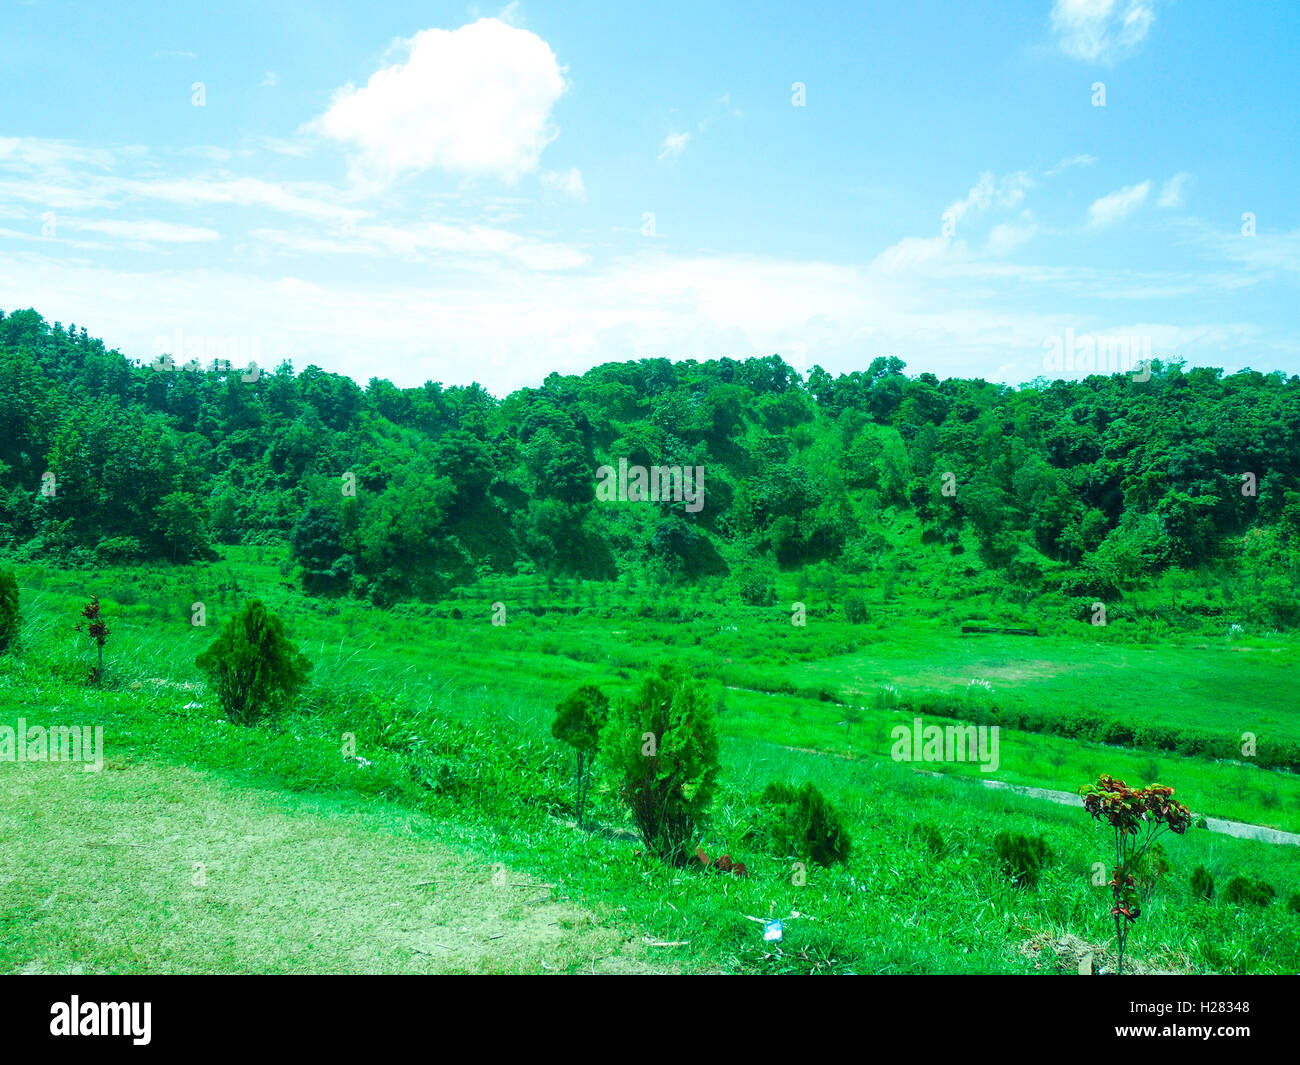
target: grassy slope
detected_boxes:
[2,549,1299,974]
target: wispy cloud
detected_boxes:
[1050,0,1156,63]
[1157,171,1192,208]
[1044,153,1097,177]
[658,131,690,162]
[1087,180,1151,227]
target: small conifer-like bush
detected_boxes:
[0,569,18,652]
[1222,876,1275,908]
[1190,865,1214,900]
[196,599,311,725]
[751,780,851,866]
[600,664,719,866]
[551,683,609,829]
[993,830,1051,888]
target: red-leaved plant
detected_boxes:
[77,595,110,684]
[1079,774,1192,975]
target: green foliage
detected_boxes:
[0,568,17,651]
[1222,875,1276,908]
[993,830,1051,888]
[599,664,720,865]
[195,599,311,725]
[843,593,869,624]
[752,780,852,866]
[911,820,947,856]
[1287,892,1300,916]
[551,684,610,829]
[1190,865,1214,900]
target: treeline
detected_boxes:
[1,307,1299,622]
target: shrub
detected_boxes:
[551,684,610,829]
[600,664,720,865]
[912,820,946,856]
[77,595,110,684]
[195,599,311,725]
[0,569,18,652]
[993,830,1051,888]
[1078,774,1192,975]
[1287,892,1300,915]
[1222,876,1275,908]
[844,594,869,624]
[1190,865,1214,900]
[752,780,851,866]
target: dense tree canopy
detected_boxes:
[2,306,1297,624]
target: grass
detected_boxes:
[2,547,1299,974]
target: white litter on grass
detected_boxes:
[763,919,783,942]
[183,701,203,710]
[345,755,373,768]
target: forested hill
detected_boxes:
[1,306,1298,625]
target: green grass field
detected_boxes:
[2,549,1299,974]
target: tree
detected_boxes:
[0,568,18,651]
[600,664,720,865]
[551,684,609,829]
[195,600,311,724]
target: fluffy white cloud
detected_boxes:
[1051,0,1156,63]
[1087,180,1151,227]
[309,18,568,183]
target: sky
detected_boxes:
[0,0,1297,396]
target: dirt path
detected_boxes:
[0,758,665,974]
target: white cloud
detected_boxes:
[540,167,586,201]
[1044,153,1097,177]
[251,219,588,271]
[1158,171,1191,208]
[261,71,278,88]
[658,131,690,162]
[944,171,1033,228]
[1087,180,1151,227]
[987,219,1039,255]
[1051,0,1156,63]
[309,18,568,183]
[62,218,220,243]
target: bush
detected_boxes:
[0,569,18,652]
[551,684,610,829]
[843,594,869,624]
[751,780,851,866]
[993,830,1051,888]
[600,664,720,865]
[1222,875,1275,908]
[1287,892,1300,915]
[1190,865,1214,900]
[195,599,312,725]
[911,821,946,856]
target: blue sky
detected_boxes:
[1,0,1297,394]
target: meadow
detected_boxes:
[2,547,1298,974]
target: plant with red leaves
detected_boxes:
[78,595,110,685]
[1079,774,1192,975]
